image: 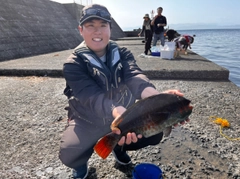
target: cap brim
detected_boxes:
[80,15,111,25]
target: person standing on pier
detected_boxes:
[151,7,167,46]
[138,13,153,55]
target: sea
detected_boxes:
[178,29,240,88]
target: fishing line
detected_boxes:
[209,116,240,141]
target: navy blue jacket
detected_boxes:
[63,41,155,126]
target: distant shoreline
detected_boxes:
[123,27,240,32]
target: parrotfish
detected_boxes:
[94,93,193,159]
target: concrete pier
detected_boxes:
[0,38,230,81]
[1,38,240,178]
[3,27,240,179]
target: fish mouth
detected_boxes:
[179,105,193,112]
[177,105,193,120]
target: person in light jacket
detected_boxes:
[138,14,154,55]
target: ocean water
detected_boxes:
[178,29,240,87]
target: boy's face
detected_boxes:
[79,19,111,57]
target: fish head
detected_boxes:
[161,96,193,137]
[167,96,193,123]
[176,103,193,121]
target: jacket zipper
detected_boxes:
[114,63,122,88]
[125,90,132,108]
[93,68,109,92]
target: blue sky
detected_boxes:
[51,0,240,30]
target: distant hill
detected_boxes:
[123,23,240,31]
[168,23,240,30]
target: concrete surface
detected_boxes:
[0,77,239,179]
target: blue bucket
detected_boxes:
[132,163,163,179]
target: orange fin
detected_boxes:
[94,133,121,159]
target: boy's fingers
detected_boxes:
[125,133,132,145]
[118,136,125,146]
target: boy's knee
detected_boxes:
[59,148,76,168]
[59,146,92,169]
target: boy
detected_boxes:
[59,4,187,179]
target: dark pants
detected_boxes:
[59,113,163,170]
[144,30,152,55]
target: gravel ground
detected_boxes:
[0,76,240,179]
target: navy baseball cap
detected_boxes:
[79,4,112,25]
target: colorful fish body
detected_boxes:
[94,93,193,159]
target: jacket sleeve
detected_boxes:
[150,20,154,33]
[119,47,156,99]
[63,53,118,119]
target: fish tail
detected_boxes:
[94,132,121,159]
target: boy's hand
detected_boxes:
[113,129,142,146]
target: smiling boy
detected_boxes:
[59,4,186,179]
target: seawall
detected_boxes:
[0,0,125,62]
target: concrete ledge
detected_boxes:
[0,69,62,77]
[0,68,229,81]
[144,69,229,80]
[0,38,230,81]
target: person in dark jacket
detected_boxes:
[138,14,153,55]
[59,4,188,179]
[151,7,167,46]
[165,29,180,41]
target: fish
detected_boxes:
[94,93,193,159]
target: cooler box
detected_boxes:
[151,52,160,56]
[160,50,175,59]
[164,42,175,49]
[160,42,175,59]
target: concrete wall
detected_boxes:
[63,3,84,22]
[124,29,141,37]
[0,0,126,61]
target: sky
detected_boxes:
[50,0,240,31]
